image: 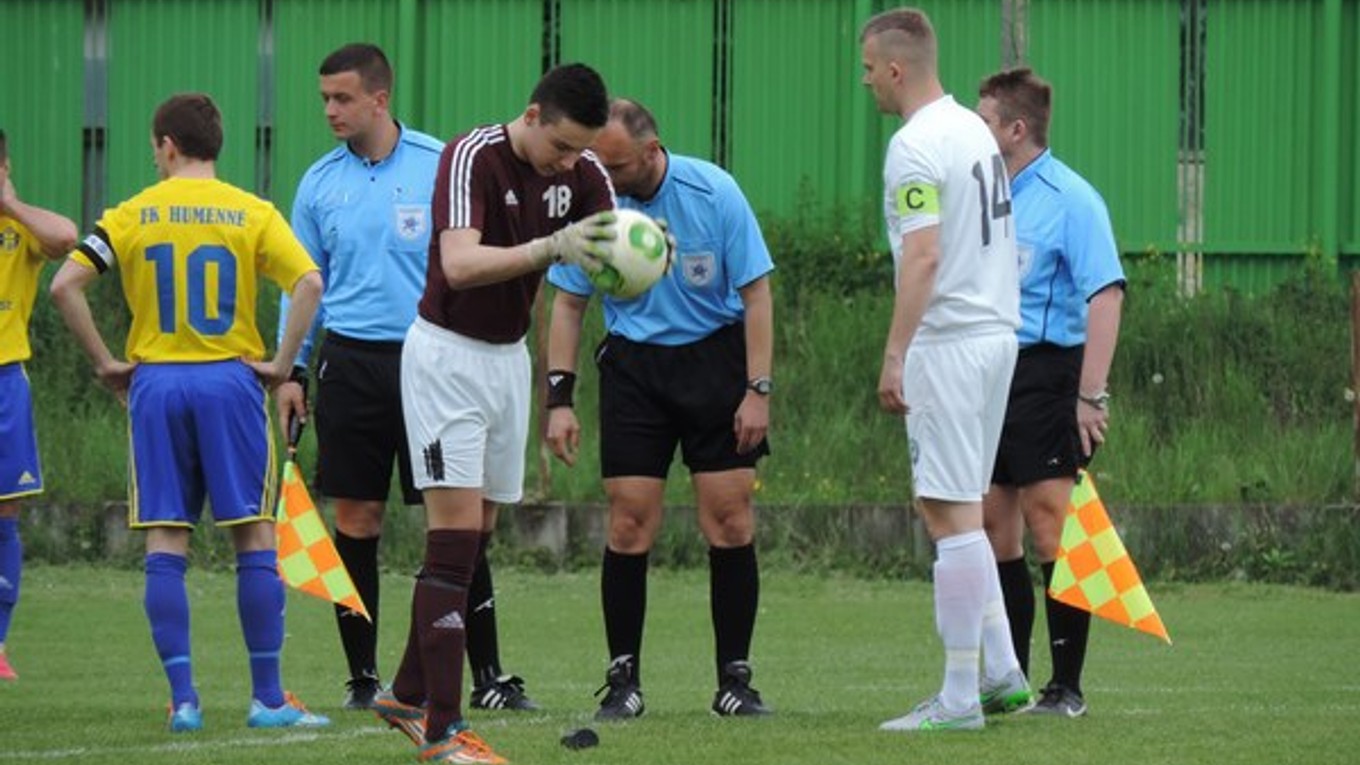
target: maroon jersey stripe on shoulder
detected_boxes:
[447,125,505,230]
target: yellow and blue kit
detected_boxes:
[0,215,47,499]
[73,177,317,525]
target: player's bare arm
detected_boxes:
[734,275,773,454]
[544,289,590,466]
[247,269,322,389]
[1076,284,1124,455]
[0,171,78,259]
[271,284,320,429]
[878,226,939,415]
[440,212,615,289]
[49,259,135,400]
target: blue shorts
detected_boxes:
[0,363,44,501]
[128,361,275,528]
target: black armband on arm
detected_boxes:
[545,369,577,409]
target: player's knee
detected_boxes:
[334,500,385,537]
[229,520,275,553]
[606,506,659,552]
[701,505,754,547]
[1027,509,1065,559]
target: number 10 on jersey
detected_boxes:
[145,243,238,336]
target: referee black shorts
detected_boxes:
[991,342,1090,488]
[597,323,770,479]
[313,332,421,505]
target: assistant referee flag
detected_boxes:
[275,421,371,621]
[1048,470,1170,644]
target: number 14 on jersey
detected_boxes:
[971,153,1012,247]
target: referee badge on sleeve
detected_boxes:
[395,205,429,242]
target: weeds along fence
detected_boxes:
[20,236,1360,589]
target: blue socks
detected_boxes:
[0,517,21,643]
[236,549,285,707]
[145,552,197,708]
[145,549,289,710]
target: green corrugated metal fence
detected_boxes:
[1347,0,1360,256]
[270,0,403,217]
[1203,0,1319,256]
[105,0,258,203]
[3,0,1358,295]
[560,0,716,159]
[1029,0,1181,256]
[418,0,543,148]
[1,0,84,219]
[729,0,878,215]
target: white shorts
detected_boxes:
[902,330,1017,502]
[401,317,531,504]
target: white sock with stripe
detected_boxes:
[933,530,990,712]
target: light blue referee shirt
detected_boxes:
[548,152,773,346]
[1011,149,1125,348]
[279,123,443,362]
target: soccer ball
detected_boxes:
[587,209,672,300]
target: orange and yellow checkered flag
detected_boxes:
[275,454,371,622]
[1048,470,1170,644]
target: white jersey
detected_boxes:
[883,95,1020,338]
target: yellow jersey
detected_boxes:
[73,177,317,363]
[0,214,47,365]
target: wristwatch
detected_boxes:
[1078,390,1110,410]
[747,376,773,396]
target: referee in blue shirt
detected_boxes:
[546,99,774,720]
[976,68,1125,718]
[276,44,535,712]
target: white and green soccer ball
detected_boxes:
[587,208,672,300]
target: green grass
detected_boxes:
[3,565,1359,764]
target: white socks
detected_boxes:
[980,550,1023,682]
[933,530,991,711]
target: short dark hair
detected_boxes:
[531,63,609,128]
[609,98,659,141]
[153,93,223,161]
[0,129,7,164]
[319,43,393,94]
[979,67,1052,148]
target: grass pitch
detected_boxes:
[2,565,1357,765]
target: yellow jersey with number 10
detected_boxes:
[0,215,46,365]
[73,177,317,363]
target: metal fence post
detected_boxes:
[1319,0,1342,262]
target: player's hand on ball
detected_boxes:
[554,210,617,273]
[529,211,617,271]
